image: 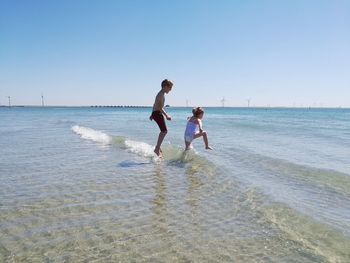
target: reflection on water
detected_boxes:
[186,165,203,212]
[151,165,168,234]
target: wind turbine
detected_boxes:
[221,97,226,107]
[41,93,45,106]
[246,98,251,107]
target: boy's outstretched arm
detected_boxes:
[162,109,171,120]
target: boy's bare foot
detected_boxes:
[154,148,163,158]
[206,146,213,150]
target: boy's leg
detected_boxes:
[152,111,167,156]
[155,131,167,155]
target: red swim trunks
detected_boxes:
[151,111,167,132]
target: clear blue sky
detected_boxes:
[1,0,349,107]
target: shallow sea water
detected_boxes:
[1,107,350,262]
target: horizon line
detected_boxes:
[1,105,349,109]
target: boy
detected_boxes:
[150,79,173,157]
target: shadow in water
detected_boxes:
[117,160,151,168]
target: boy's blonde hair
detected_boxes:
[192,107,204,117]
[161,79,173,88]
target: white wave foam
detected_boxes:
[124,139,155,158]
[72,125,112,145]
[72,125,155,157]
[71,125,212,167]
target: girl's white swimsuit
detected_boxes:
[184,121,197,143]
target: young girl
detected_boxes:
[184,107,213,150]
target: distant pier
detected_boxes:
[90,105,151,108]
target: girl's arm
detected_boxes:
[198,119,203,132]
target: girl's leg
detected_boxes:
[185,140,192,150]
[193,131,211,149]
